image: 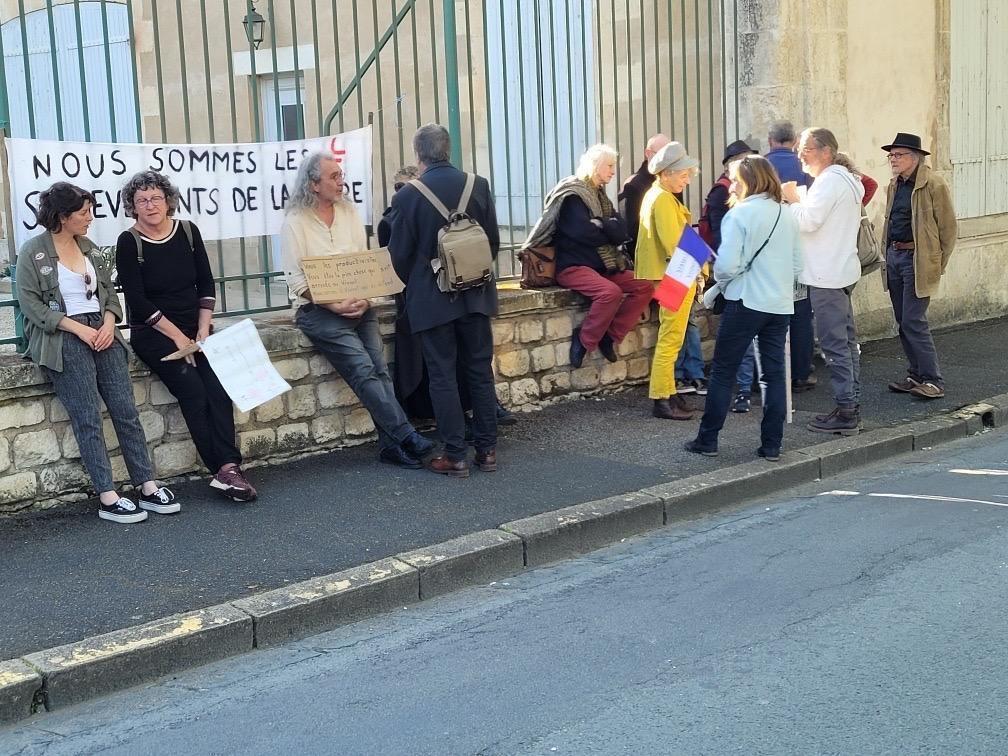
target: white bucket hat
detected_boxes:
[648,142,699,175]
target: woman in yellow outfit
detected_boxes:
[635,142,702,420]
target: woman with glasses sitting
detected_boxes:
[116,170,257,503]
[16,182,176,523]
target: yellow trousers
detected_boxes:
[648,282,696,399]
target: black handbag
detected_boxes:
[710,205,782,315]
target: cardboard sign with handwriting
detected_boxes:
[300,248,405,302]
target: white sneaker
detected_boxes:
[139,486,180,515]
[98,497,148,524]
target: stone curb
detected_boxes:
[2,401,1002,725]
[642,453,822,524]
[22,605,253,711]
[231,557,419,649]
[0,660,41,724]
[500,492,664,567]
[398,529,525,600]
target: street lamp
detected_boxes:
[243,3,266,50]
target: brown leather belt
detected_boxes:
[890,241,915,250]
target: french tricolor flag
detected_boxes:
[653,225,714,311]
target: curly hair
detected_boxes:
[121,170,181,219]
[36,182,96,233]
[287,150,350,213]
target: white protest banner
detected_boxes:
[197,318,291,413]
[5,126,372,251]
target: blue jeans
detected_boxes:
[790,296,814,381]
[296,304,415,451]
[674,321,704,381]
[696,300,790,451]
[735,342,757,396]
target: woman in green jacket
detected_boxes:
[16,182,177,523]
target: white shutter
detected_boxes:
[985,0,1008,215]
[950,0,988,218]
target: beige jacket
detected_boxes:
[882,163,958,298]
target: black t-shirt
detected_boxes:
[115,220,216,335]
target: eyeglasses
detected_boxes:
[796,143,822,155]
[134,196,166,208]
[887,151,914,160]
[83,271,94,300]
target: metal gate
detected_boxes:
[0,0,741,348]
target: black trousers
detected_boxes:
[418,314,497,460]
[130,327,241,473]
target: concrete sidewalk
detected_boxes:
[1,315,1005,662]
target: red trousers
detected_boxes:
[555,266,654,351]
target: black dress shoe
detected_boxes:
[402,432,435,459]
[598,334,618,363]
[683,439,719,457]
[495,402,518,426]
[569,327,588,368]
[379,446,423,469]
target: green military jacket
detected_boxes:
[15,231,126,372]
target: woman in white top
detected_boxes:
[15,183,176,523]
[685,156,802,461]
[782,127,865,436]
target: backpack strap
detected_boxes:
[179,218,195,251]
[128,228,144,265]
[409,173,477,220]
[408,179,452,221]
[455,172,476,215]
[130,219,194,266]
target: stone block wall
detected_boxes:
[0,287,701,514]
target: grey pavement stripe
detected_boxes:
[3,397,1007,724]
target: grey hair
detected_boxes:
[413,124,451,165]
[801,127,839,161]
[768,120,796,144]
[575,143,618,181]
[122,170,181,219]
[287,150,345,213]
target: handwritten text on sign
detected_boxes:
[300,249,405,302]
[5,127,373,251]
[198,318,291,413]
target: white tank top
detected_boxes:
[58,258,101,316]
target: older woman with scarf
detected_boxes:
[634,142,701,420]
[523,144,653,368]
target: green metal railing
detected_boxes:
[0,0,739,350]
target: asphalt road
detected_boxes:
[3,427,1007,755]
[0,315,1005,660]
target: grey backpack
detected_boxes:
[409,174,494,293]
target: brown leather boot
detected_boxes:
[474,448,497,472]
[652,397,693,420]
[427,456,471,478]
[807,407,859,436]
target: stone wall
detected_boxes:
[0,288,710,514]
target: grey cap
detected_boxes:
[648,142,699,175]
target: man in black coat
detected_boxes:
[387,124,501,478]
[618,133,670,252]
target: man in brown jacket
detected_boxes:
[881,132,957,400]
